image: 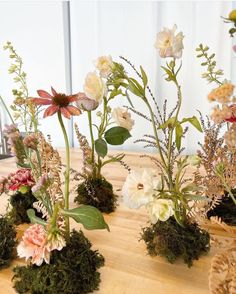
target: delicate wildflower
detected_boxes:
[122,169,160,209]
[208,83,234,103]
[112,107,134,131]
[32,87,81,119]
[155,24,184,59]
[146,199,174,223]
[94,55,114,78]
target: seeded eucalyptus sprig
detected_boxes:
[196,44,224,85]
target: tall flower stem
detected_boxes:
[0,95,14,124]
[58,111,70,239]
[87,111,95,177]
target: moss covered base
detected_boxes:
[0,216,17,269]
[207,195,236,226]
[9,190,41,225]
[141,217,210,267]
[74,177,118,214]
[13,230,105,294]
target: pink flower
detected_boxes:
[17,224,66,266]
[17,224,50,266]
[233,45,236,53]
[7,168,35,191]
[32,87,82,119]
[75,92,99,111]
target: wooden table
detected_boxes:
[0,150,235,294]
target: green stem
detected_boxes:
[58,111,70,239]
[87,111,95,176]
[218,173,236,205]
[0,95,14,124]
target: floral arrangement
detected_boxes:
[196,42,236,224]
[0,43,109,293]
[109,25,210,266]
[73,56,133,213]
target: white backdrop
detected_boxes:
[70,0,234,153]
[0,1,234,154]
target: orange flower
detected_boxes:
[32,87,81,119]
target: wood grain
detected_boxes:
[0,149,235,294]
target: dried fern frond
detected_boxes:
[209,246,236,294]
[74,123,93,177]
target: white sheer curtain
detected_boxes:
[70,0,233,154]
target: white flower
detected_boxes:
[84,71,107,103]
[94,55,113,78]
[112,107,134,131]
[122,169,160,209]
[146,199,174,223]
[154,24,184,59]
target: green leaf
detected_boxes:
[27,209,47,226]
[105,126,131,145]
[127,80,143,97]
[95,138,108,158]
[185,194,210,202]
[109,89,122,99]
[181,116,202,132]
[140,66,148,87]
[181,184,200,193]
[125,89,134,108]
[175,122,183,151]
[61,205,109,231]
[159,117,176,129]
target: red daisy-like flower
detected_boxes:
[32,87,82,119]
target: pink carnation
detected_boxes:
[7,168,35,191]
[17,224,50,266]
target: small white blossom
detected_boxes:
[122,169,160,209]
[112,107,134,131]
[94,55,113,78]
[146,199,174,223]
[155,24,184,59]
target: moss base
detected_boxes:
[141,217,210,267]
[74,177,118,214]
[13,230,105,294]
[207,195,236,226]
[0,216,17,269]
[9,190,41,225]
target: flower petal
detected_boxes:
[51,86,58,96]
[43,105,59,118]
[32,98,52,105]
[37,90,53,99]
[66,105,82,116]
[60,107,71,119]
[68,94,79,103]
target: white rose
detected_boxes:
[84,71,107,103]
[112,107,134,131]
[154,24,184,59]
[94,55,113,78]
[122,169,160,209]
[146,199,174,223]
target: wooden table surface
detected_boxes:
[0,149,236,294]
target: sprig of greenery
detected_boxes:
[3,41,39,132]
[196,44,224,85]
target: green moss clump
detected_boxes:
[9,190,41,225]
[141,217,210,267]
[0,215,17,269]
[75,177,118,214]
[207,194,236,226]
[13,230,105,294]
